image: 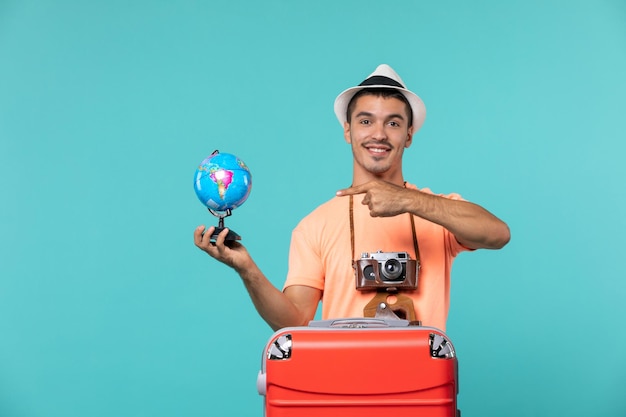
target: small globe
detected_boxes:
[193,151,252,212]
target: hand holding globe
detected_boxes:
[193,150,252,241]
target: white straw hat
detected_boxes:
[333,64,426,132]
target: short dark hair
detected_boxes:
[346,88,413,127]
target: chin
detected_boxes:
[365,164,391,175]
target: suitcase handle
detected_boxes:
[308,318,410,328]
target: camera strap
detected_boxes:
[348,194,421,265]
[349,191,422,322]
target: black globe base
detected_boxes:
[209,227,241,242]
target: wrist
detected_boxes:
[235,260,260,281]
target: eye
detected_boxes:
[388,121,400,127]
[359,119,371,125]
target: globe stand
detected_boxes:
[207,208,241,242]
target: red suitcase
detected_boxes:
[257,318,459,417]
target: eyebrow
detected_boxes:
[354,111,406,121]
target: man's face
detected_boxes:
[343,94,414,181]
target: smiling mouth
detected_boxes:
[364,144,391,154]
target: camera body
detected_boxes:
[354,250,419,292]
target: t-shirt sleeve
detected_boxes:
[441,191,475,256]
[283,225,326,291]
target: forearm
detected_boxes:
[236,263,311,331]
[195,226,315,330]
[406,190,510,250]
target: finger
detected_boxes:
[214,227,230,249]
[194,225,206,246]
[201,226,217,247]
[336,183,369,196]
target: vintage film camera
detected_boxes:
[354,250,419,291]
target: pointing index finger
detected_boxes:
[336,183,369,197]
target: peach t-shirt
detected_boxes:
[284,184,469,331]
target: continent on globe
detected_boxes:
[193,151,252,213]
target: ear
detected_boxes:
[343,121,352,144]
[405,126,414,148]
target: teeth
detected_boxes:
[369,148,387,153]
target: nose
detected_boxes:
[371,121,387,141]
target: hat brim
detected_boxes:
[333,85,426,132]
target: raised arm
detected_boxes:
[194,226,321,330]
[337,180,510,250]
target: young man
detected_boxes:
[194,64,510,331]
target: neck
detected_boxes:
[351,170,405,187]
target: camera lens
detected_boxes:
[382,259,403,281]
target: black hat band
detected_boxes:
[359,75,404,88]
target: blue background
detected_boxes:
[1,1,625,416]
